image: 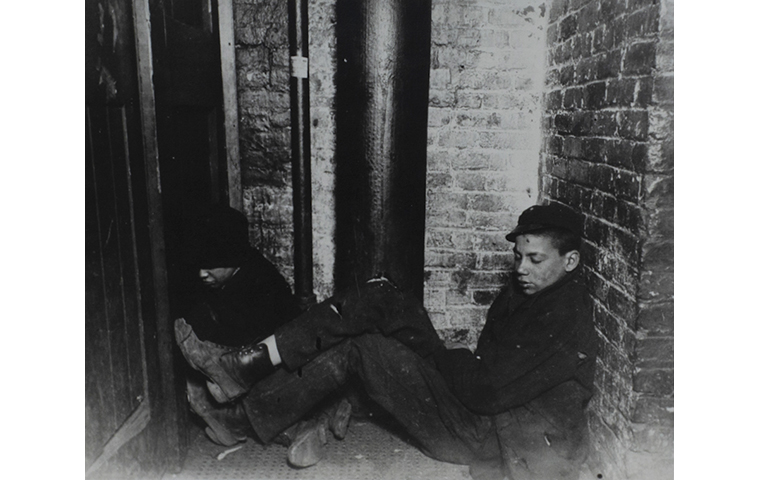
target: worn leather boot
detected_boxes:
[175,318,276,402]
[186,379,248,447]
[287,418,329,468]
[328,398,352,440]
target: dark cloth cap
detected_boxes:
[189,204,251,268]
[505,203,583,242]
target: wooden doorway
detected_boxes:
[85,0,240,476]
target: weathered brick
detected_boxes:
[605,78,634,106]
[617,110,649,141]
[454,172,487,191]
[559,13,578,41]
[562,136,583,158]
[426,192,468,212]
[563,87,584,109]
[426,209,468,227]
[638,269,673,301]
[642,174,673,209]
[549,0,569,23]
[425,250,478,269]
[559,65,576,85]
[585,81,607,109]
[641,240,673,272]
[467,193,513,213]
[577,2,600,31]
[632,396,674,426]
[545,88,563,109]
[616,198,645,234]
[654,75,674,105]
[656,40,674,72]
[574,56,597,83]
[439,130,480,149]
[637,302,674,334]
[571,32,593,59]
[553,41,573,65]
[454,91,483,109]
[596,50,622,80]
[427,172,453,189]
[625,5,660,39]
[583,138,609,163]
[599,0,627,21]
[606,286,637,326]
[595,307,622,344]
[633,368,674,395]
[623,41,657,75]
[429,89,457,108]
[473,289,499,306]
[588,190,615,219]
[478,132,534,150]
[591,25,612,54]
[546,135,564,156]
[479,251,513,270]
[635,335,673,365]
[604,140,635,170]
[645,206,673,240]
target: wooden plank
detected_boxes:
[86,107,118,464]
[218,0,242,210]
[86,398,151,476]
[132,0,184,469]
[109,106,147,405]
[86,107,127,431]
[100,109,135,425]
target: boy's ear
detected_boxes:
[563,250,580,272]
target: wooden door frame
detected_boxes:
[218,0,242,211]
[132,0,185,471]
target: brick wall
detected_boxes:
[424,0,547,346]
[233,0,336,301]
[542,0,674,478]
[232,1,674,475]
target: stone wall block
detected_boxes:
[622,41,656,75]
[632,368,673,395]
[636,302,673,334]
[632,395,674,426]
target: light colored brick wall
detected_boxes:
[424,0,547,346]
[233,0,336,302]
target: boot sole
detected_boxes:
[287,422,327,468]
[329,399,352,440]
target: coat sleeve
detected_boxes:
[433,296,593,415]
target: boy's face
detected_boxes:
[199,267,238,288]
[513,233,578,295]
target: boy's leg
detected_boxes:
[347,334,496,465]
[241,333,498,468]
[276,277,444,370]
[241,341,353,443]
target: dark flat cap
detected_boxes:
[505,203,583,242]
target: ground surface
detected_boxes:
[163,419,472,480]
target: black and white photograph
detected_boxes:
[82,0,698,478]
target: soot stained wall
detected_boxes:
[542,0,674,478]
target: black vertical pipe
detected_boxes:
[288,0,316,308]
[334,0,432,300]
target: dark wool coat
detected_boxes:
[184,247,302,346]
[434,269,598,479]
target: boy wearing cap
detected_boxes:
[177,204,303,446]
[175,203,598,479]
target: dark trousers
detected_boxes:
[242,335,499,466]
[239,279,500,466]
